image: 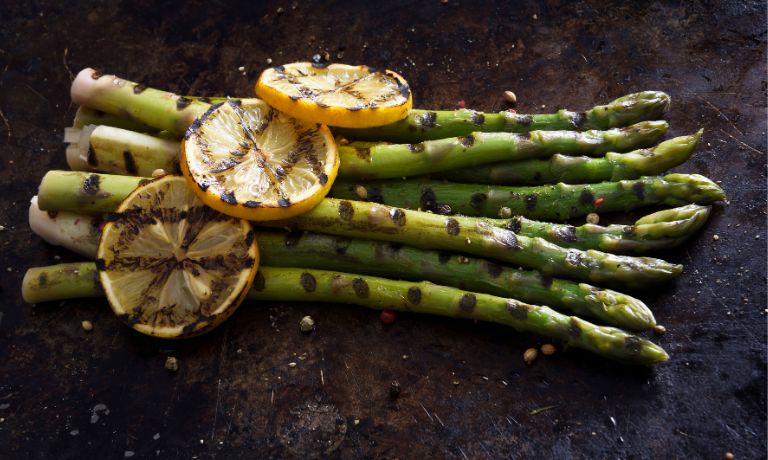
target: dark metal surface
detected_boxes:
[1,1,765,458]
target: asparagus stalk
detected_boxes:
[22,263,669,365]
[331,174,726,219]
[61,120,674,182]
[505,204,711,253]
[332,91,672,143]
[268,199,683,288]
[337,121,669,180]
[37,170,145,214]
[23,263,104,302]
[73,106,158,133]
[65,125,179,176]
[36,171,683,288]
[433,131,702,185]
[31,174,710,259]
[71,67,669,141]
[70,68,209,135]
[26,201,656,330]
[28,197,101,258]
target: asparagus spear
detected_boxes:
[337,121,669,180]
[36,171,683,288]
[332,91,671,143]
[22,263,668,365]
[70,68,209,135]
[31,173,710,260]
[26,201,656,330]
[70,67,669,140]
[37,170,145,214]
[65,125,179,176]
[433,131,702,185]
[28,197,101,258]
[505,204,711,253]
[331,174,726,219]
[61,120,672,182]
[35,170,713,254]
[73,106,159,133]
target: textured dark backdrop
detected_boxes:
[0,1,766,458]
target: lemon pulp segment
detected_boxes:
[181,99,338,221]
[255,63,412,128]
[97,175,259,338]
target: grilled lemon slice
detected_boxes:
[97,175,259,338]
[255,62,412,128]
[181,99,338,221]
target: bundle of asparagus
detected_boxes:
[22,67,726,366]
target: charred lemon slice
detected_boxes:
[97,175,259,338]
[181,99,338,221]
[255,63,412,128]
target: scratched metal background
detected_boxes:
[0,1,765,458]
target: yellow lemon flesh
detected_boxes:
[97,175,259,338]
[181,98,338,221]
[255,62,412,128]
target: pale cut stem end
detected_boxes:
[64,125,97,171]
[29,196,99,258]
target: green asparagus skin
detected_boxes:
[37,170,145,214]
[331,174,726,219]
[22,263,668,365]
[69,68,669,144]
[31,178,710,259]
[22,263,104,303]
[268,199,684,289]
[433,131,702,185]
[338,121,668,180]
[65,125,180,177]
[256,232,656,330]
[332,91,671,143]
[73,106,159,133]
[25,201,656,330]
[505,204,711,253]
[60,120,685,185]
[35,172,683,288]
[70,68,209,135]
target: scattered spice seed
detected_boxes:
[81,320,93,331]
[712,234,720,241]
[503,90,517,104]
[653,325,667,335]
[354,185,368,200]
[594,197,604,208]
[299,315,315,333]
[164,356,178,372]
[586,212,600,225]
[380,309,396,324]
[151,168,166,178]
[288,362,297,368]
[523,347,538,364]
[724,453,734,460]
[540,344,556,355]
[389,380,401,398]
[498,207,512,218]
[452,380,460,386]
